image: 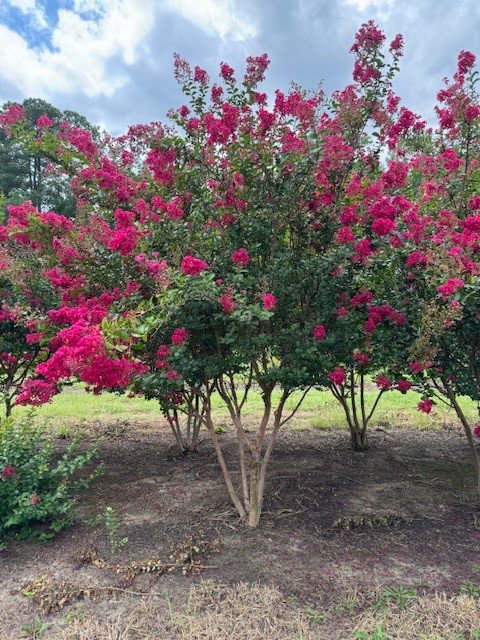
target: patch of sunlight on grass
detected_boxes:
[8,383,478,434]
[12,384,160,427]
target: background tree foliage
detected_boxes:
[0,98,98,220]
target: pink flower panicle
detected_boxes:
[181,256,209,276]
[220,62,235,82]
[396,379,412,394]
[437,278,464,300]
[0,103,26,134]
[328,367,346,386]
[457,50,476,75]
[36,114,53,129]
[418,398,433,414]
[171,328,189,345]
[231,247,250,266]
[262,293,277,310]
[353,351,369,367]
[16,379,58,406]
[220,293,238,313]
[312,325,326,341]
[1,465,17,478]
[350,20,385,54]
[376,374,392,390]
[244,53,270,87]
[156,344,170,359]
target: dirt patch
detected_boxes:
[1,423,480,639]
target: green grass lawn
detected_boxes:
[9,383,478,434]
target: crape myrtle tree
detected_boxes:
[358,49,480,488]
[0,206,58,415]
[0,23,420,524]
[2,53,333,526]
[299,22,425,449]
[4,23,479,521]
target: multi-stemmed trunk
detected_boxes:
[165,386,206,454]
[329,369,386,451]
[199,369,310,527]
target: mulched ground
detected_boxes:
[1,421,479,638]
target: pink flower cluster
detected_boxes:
[417,398,433,413]
[171,328,189,345]
[32,320,147,394]
[16,379,58,406]
[262,293,277,310]
[231,247,250,266]
[395,379,412,394]
[328,367,346,385]
[1,465,17,478]
[220,293,237,313]
[312,325,326,341]
[375,375,392,390]
[437,278,464,300]
[181,256,209,276]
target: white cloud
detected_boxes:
[8,0,37,11]
[0,0,156,98]
[163,0,258,41]
[341,0,394,10]
[72,0,104,12]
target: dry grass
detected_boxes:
[3,582,480,639]
[12,581,319,640]
[168,580,318,640]
[355,592,480,639]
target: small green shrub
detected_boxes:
[459,582,480,597]
[104,506,128,555]
[355,626,391,640]
[0,414,101,540]
[375,585,418,610]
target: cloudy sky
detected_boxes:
[0,0,478,134]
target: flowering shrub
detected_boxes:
[0,415,101,539]
[2,20,480,519]
[0,235,57,415]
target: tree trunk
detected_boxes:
[4,396,12,417]
[350,428,368,451]
[246,460,262,527]
[444,381,480,493]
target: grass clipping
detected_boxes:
[355,592,480,640]
[30,580,319,640]
[170,580,318,640]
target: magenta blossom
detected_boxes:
[312,325,326,340]
[418,398,433,414]
[376,375,392,390]
[181,256,209,276]
[437,278,464,300]
[396,379,412,394]
[171,328,189,345]
[36,114,53,129]
[328,368,346,385]
[231,247,250,266]
[262,293,277,310]
[353,351,369,367]
[220,293,237,313]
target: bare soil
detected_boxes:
[1,421,480,639]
